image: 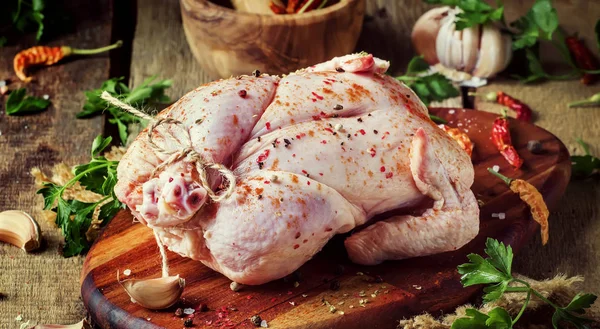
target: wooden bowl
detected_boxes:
[179,0,366,78]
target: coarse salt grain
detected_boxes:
[230,281,242,292]
[261,319,268,328]
[492,165,500,172]
[334,123,343,131]
[492,213,499,218]
[289,301,296,306]
[498,213,506,220]
[123,269,132,276]
[270,174,278,182]
[42,94,50,100]
[449,110,455,114]
[183,308,195,315]
[0,80,6,87]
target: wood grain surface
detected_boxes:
[0,1,115,327]
[80,108,571,329]
[180,0,366,78]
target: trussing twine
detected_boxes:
[100,91,236,202]
[153,230,170,278]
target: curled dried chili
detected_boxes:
[269,0,329,14]
[14,40,123,82]
[488,168,549,245]
[470,91,532,122]
[438,124,474,158]
[491,112,523,169]
[566,36,600,85]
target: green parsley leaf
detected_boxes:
[5,88,51,115]
[552,308,595,329]
[405,56,430,75]
[571,138,600,178]
[451,308,490,329]
[565,293,597,314]
[77,76,171,145]
[486,307,512,329]
[458,253,511,286]
[484,238,513,276]
[482,281,510,303]
[36,135,124,257]
[9,0,46,41]
[425,0,504,30]
[531,0,558,39]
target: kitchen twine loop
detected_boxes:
[99,91,236,202]
[100,91,237,278]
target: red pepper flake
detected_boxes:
[257,149,270,163]
[312,115,321,120]
[319,173,323,176]
[296,133,306,139]
[307,181,311,185]
[301,170,308,175]
[324,127,334,133]
[264,181,271,184]
[292,153,296,157]
[246,295,253,300]
[359,129,366,135]
[311,92,324,100]
[369,148,376,157]
[321,140,327,144]
[266,122,271,130]
[380,166,386,172]
[385,172,394,179]
[271,297,278,302]
[325,227,333,232]
[238,89,247,98]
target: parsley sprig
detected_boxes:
[570,138,600,179]
[5,88,50,115]
[454,238,597,328]
[76,76,172,145]
[424,0,504,30]
[37,135,124,257]
[1,0,46,46]
[396,56,460,108]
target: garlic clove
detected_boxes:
[119,274,185,310]
[462,25,481,73]
[436,13,457,70]
[472,24,512,78]
[26,319,90,329]
[411,6,451,64]
[0,210,41,252]
[449,28,464,71]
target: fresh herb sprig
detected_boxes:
[453,238,597,329]
[37,135,125,257]
[5,88,50,115]
[570,138,600,179]
[396,56,460,107]
[1,0,46,45]
[424,0,504,30]
[76,76,172,144]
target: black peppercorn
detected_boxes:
[184,318,193,327]
[334,104,343,110]
[252,69,261,77]
[250,315,262,326]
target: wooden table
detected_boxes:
[1,0,599,327]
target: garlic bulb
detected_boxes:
[413,7,512,78]
[26,319,90,329]
[0,210,41,252]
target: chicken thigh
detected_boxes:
[114,53,479,285]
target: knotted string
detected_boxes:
[100,91,236,202]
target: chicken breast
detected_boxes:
[114,53,479,285]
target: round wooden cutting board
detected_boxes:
[81,108,571,329]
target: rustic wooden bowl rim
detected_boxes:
[196,0,357,20]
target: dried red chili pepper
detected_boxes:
[566,36,600,85]
[270,0,327,14]
[488,168,549,245]
[438,124,474,158]
[14,40,122,82]
[491,113,523,169]
[470,91,532,122]
[269,1,287,14]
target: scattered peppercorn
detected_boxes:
[258,195,263,199]
[184,318,193,327]
[357,118,363,122]
[257,136,262,142]
[251,315,262,326]
[238,89,247,98]
[373,130,378,134]
[284,138,291,147]
[329,280,341,291]
[258,162,264,169]
[199,303,209,312]
[334,104,343,110]
[175,308,184,317]
[252,69,261,77]
[527,140,543,154]
[336,67,345,72]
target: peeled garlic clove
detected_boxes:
[436,13,458,70]
[411,6,451,64]
[0,210,41,252]
[472,24,512,78]
[462,25,481,73]
[28,319,90,329]
[120,274,185,310]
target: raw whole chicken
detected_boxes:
[114,53,479,285]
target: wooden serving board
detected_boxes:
[81,108,571,329]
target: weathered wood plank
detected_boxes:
[0,0,113,326]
